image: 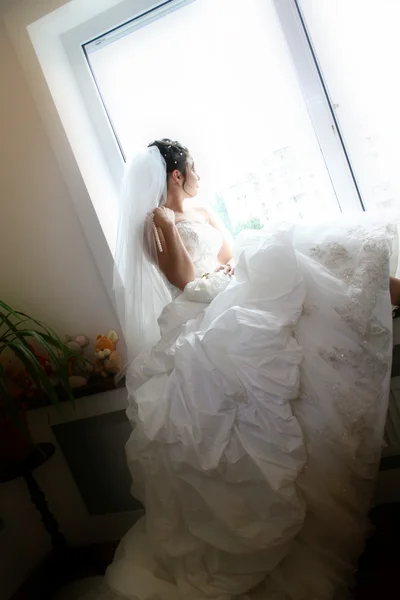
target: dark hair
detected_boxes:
[148,138,191,190]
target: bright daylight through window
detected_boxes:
[300,0,400,213]
[83,0,400,235]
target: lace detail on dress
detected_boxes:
[312,379,386,467]
[298,220,395,469]
[162,221,223,299]
[301,302,318,317]
[176,221,222,277]
[309,224,392,344]
[308,224,394,465]
[336,238,391,344]
[310,224,393,288]
[310,242,351,275]
[318,346,388,380]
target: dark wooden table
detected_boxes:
[0,442,68,555]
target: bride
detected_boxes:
[80,139,398,600]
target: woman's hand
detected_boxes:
[215,262,235,276]
[153,207,175,229]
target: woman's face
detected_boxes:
[183,157,200,198]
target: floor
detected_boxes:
[10,543,118,600]
[352,503,400,599]
[10,503,400,600]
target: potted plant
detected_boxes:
[0,299,76,468]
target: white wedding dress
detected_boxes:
[71,217,396,600]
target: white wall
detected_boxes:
[0,18,118,338]
[0,12,120,598]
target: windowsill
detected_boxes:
[27,375,126,410]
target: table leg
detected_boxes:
[24,471,68,554]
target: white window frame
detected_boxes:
[60,0,195,190]
[3,0,366,307]
[59,0,364,211]
[274,0,364,212]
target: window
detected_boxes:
[63,0,399,234]
[299,0,400,213]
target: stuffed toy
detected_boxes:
[94,331,122,378]
[64,335,94,389]
[0,354,33,399]
[28,341,59,388]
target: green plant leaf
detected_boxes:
[1,329,74,359]
[7,341,61,408]
[26,331,74,403]
[15,310,63,346]
[0,317,35,342]
[0,300,63,347]
[0,299,19,316]
[1,301,76,412]
[0,312,32,352]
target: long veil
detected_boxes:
[114,146,172,365]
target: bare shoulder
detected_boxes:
[196,205,212,222]
[188,203,226,229]
[183,200,211,223]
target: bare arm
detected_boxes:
[153,208,195,290]
[207,210,234,266]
